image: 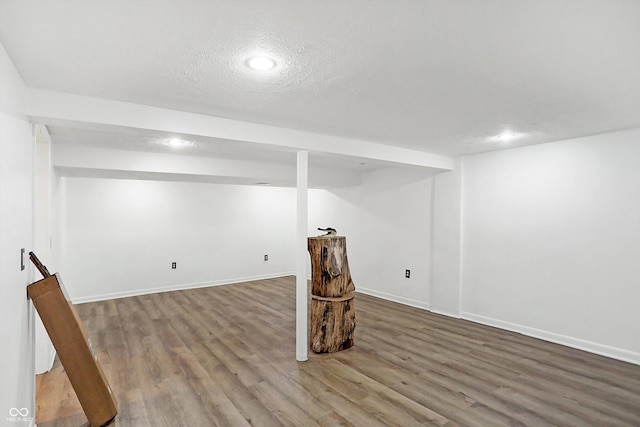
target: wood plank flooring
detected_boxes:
[36,276,640,426]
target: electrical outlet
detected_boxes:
[405,269,410,278]
[171,262,177,269]
[264,254,269,261]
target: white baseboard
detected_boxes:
[429,308,461,319]
[356,287,431,311]
[462,311,640,366]
[46,347,56,372]
[71,271,295,304]
[67,275,639,366]
[34,344,57,374]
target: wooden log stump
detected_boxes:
[308,236,356,353]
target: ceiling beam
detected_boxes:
[27,89,454,171]
[53,144,361,188]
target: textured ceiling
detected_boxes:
[1,0,640,157]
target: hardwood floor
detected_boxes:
[36,276,640,426]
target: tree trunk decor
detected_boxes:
[308,235,356,353]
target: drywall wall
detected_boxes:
[34,124,56,374]
[0,41,35,423]
[461,128,640,363]
[309,167,434,309]
[430,158,463,317]
[57,160,435,311]
[58,177,296,302]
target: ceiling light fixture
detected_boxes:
[487,130,524,143]
[246,56,277,71]
[153,137,196,150]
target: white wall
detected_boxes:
[460,128,640,364]
[51,115,640,371]
[34,124,55,374]
[0,42,35,423]
[430,158,463,317]
[309,167,434,309]
[58,177,296,302]
[57,162,436,311]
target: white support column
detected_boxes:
[296,150,309,361]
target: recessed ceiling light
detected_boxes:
[487,130,524,143]
[246,56,277,71]
[162,137,196,149]
[152,137,197,150]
